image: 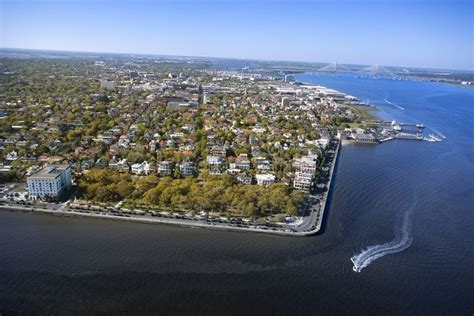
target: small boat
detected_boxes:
[393,125,402,131]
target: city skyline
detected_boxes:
[1,0,473,70]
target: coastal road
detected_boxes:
[293,195,319,232]
[293,140,340,233]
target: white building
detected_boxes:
[207,156,225,175]
[131,161,151,175]
[109,157,130,172]
[97,133,114,145]
[118,135,131,148]
[351,132,376,143]
[235,154,251,170]
[5,150,18,161]
[27,165,72,199]
[292,155,318,192]
[158,161,174,176]
[256,174,276,186]
[149,140,158,153]
[100,80,115,89]
[293,156,317,174]
[293,172,312,192]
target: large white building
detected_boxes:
[293,155,318,192]
[100,80,115,89]
[293,156,317,174]
[293,172,313,193]
[27,165,72,199]
[256,174,276,186]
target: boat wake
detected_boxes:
[382,98,446,141]
[384,97,405,110]
[351,197,417,273]
[428,126,447,139]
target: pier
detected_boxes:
[350,119,427,143]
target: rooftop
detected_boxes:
[28,165,69,179]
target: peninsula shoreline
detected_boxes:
[0,140,341,237]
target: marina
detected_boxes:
[338,119,428,144]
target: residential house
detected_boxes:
[235,154,251,170]
[108,156,120,169]
[95,158,107,169]
[256,174,276,186]
[255,156,271,171]
[157,160,174,176]
[179,161,195,177]
[237,174,252,185]
[207,156,225,175]
[5,150,18,161]
[211,145,228,158]
[118,135,130,148]
[117,159,131,172]
[131,161,151,175]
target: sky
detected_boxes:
[1,0,473,70]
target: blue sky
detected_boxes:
[1,0,472,70]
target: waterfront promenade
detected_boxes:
[0,141,341,237]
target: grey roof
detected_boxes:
[28,165,69,179]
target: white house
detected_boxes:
[118,135,130,148]
[6,150,18,161]
[256,174,276,186]
[293,172,312,192]
[131,161,151,175]
[158,161,174,176]
[207,156,225,175]
[237,174,252,185]
[235,154,251,170]
[293,156,317,175]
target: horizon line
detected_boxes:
[1,46,472,72]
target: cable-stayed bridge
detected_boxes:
[310,62,397,77]
[357,64,396,77]
[318,61,351,73]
